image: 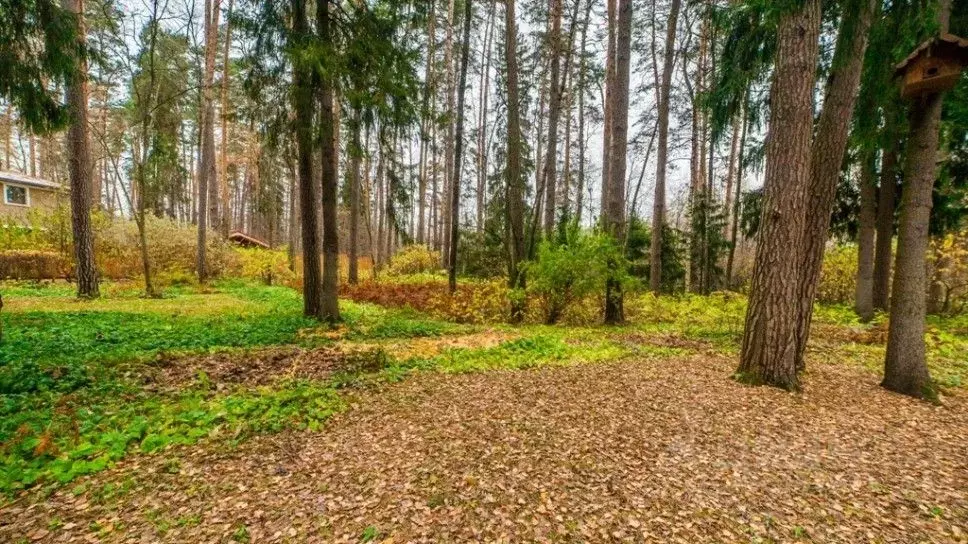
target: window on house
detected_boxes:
[4,184,28,206]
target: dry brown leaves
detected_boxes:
[145,347,348,390]
[2,356,966,543]
[343,330,519,362]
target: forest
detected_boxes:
[0,0,967,541]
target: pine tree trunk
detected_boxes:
[793,0,874,371]
[883,0,948,396]
[726,110,748,288]
[603,0,631,324]
[476,0,495,233]
[541,0,563,238]
[318,0,340,323]
[872,147,897,311]
[441,0,456,264]
[649,0,680,295]
[723,112,741,239]
[64,0,99,299]
[448,0,472,292]
[197,0,221,282]
[883,93,942,398]
[600,0,616,217]
[504,0,527,322]
[349,114,362,285]
[417,0,436,246]
[737,0,821,390]
[855,153,877,322]
[219,0,234,236]
[291,0,322,318]
[574,0,590,225]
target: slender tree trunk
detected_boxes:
[441,0,456,263]
[219,0,234,236]
[649,0,681,295]
[574,0,590,225]
[197,0,221,282]
[603,0,631,324]
[476,0,495,233]
[349,114,362,284]
[541,0,563,238]
[855,153,877,322]
[64,0,99,298]
[291,0,322,318]
[417,0,436,245]
[504,0,526,322]
[723,112,741,239]
[793,0,874,371]
[287,158,297,271]
[448,0,472,292]
[737,0,821,390]
[872,147,897,311]
[318,0,340,322]
[726,109,748,287]
[600,0,616,217]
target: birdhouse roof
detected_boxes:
[895,33,968,78]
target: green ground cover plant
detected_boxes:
[2,278,966,499]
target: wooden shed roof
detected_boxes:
[228,231,271,249]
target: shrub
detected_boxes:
[524,230,631,324]
[386,245,440,276]
[341,277,509,324]
[230,248,295,286]
[930,230,968,315]
[456,228,507,278]
[817,244,857,305]
[95,215,232,280]
[0,251,70,280]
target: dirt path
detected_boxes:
[2,355,966,543]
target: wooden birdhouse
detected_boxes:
[895,34,968,99]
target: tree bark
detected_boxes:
[882,0,950,397]
[219,0,234,236]
[600,0,616,217]
[737,0,821,390]
[855,153,877,322]
[348,114,362,284]
[291,0,322,318]
[603,0,631,324]
[726,109,748,287]
[318,0,340,323]
[475,0,495,233]
[504,0,526,322]
[649,0,681,295]
[441,0,456,264]
[417,0,436,245]
[64,0,99,298]
[541,0,563,238]
[872,147,897,311]
[448,0,472,292]
[197,0,221,282]
[883,93,943,398]
[793,0,874,371]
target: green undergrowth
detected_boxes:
[396,328,633,377]
[0,280,464,496]
[2,279,966,498]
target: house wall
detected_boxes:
[0,185,63,223]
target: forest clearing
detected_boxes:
[2,0,968,541]
[0,278,966,542]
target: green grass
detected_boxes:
[2,279,966,498]
[0,280,462,496]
